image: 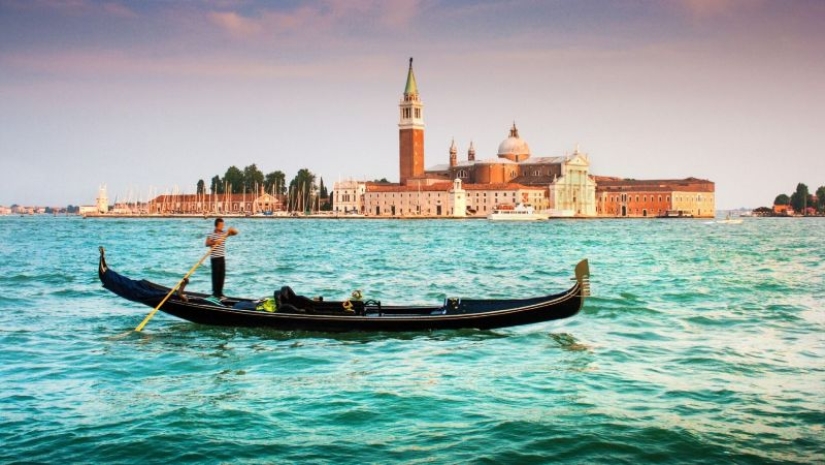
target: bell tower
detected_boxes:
[399,57,425,185]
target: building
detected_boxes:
[147,190,282,215]
[365,178,471,217]
[547,148,597,216]
[338,57,598,218]
[363,179,547,217]
[332,179,366,215]
[595,176,715,218]
[399,57,425,186]
[773,204,793,216]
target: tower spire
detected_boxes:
[404,57,418,99]
[449,138,457,168]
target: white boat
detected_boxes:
[488,203,549,221]
[717,215,743,224]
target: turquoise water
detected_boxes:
[1,216,822,464]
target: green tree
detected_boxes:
[265,171,286,196]
[243,164,265,194]
[774,194,790,205]
[210,175,223,194]
[224,166,244,194]
[816,186,825,213]
[790,183,809,214]
[197,179,205,195]
[288,168,316,212]
[318,177,331,211]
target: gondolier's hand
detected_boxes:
[227,227,238,236]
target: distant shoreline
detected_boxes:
[78,213,707,220]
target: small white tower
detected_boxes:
[450,178,466,217]
[96,184,109,214]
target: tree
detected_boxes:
[288,168,316,212]
[210,175,223,194]
[242,164,264,193]
[197,179,205,195]
[774,194,790,205]
[790,183,809,214]
[318,177,331,211]
[265,171,286,196]
[224,166,244,194]
[816,186,825,213]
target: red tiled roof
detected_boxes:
[366,182,545,193]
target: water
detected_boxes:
[1,216,823,464]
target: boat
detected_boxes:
[657,210,694,218]
[97,247,590,332]
[717,214,743,225]
[487,203,550,221]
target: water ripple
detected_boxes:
[0,216,822,464]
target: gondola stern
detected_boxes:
[97,246,170,306]
[575,259,591,298]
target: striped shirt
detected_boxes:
[207,231,227,258]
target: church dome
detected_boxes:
[497,123,530,162]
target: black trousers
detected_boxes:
[211,257,225,297]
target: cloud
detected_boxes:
[205,0,425,40]
[101,1,138,19]
[678,0,763,18]
[208,11,264,38]
[2,0,137,18]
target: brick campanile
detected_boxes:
[399,57,425,185]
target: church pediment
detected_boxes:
[566,154,590,167]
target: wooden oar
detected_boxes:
[133,231,233,332]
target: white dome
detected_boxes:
[497,123,530,158]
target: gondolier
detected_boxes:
[205,218,238,300]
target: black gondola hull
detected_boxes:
[98,249,589,332]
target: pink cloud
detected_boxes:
[678,0,764,18]
[206,0,424,40]
[208,11,264,38]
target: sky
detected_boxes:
[1,0,823,210]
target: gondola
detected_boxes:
[98,247,590,332]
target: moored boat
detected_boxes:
[487,203,550,221]
[657,210,694,218]
[98,247,589,332]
